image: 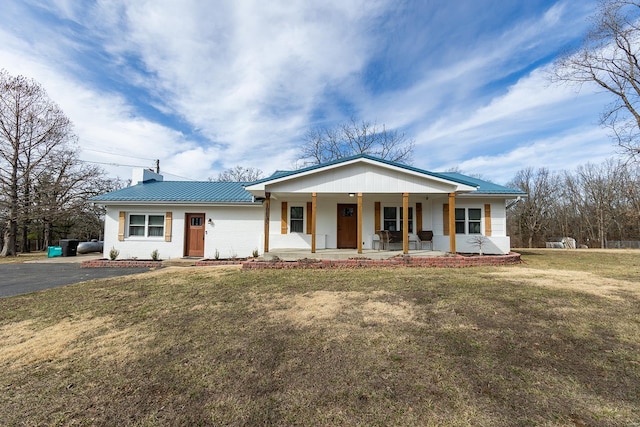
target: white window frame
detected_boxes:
[289,205,305,233]
[454,208,482,235]
[382,206,414,232]
[127,213,165,238]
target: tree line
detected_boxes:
[0,70,121,256]
[507,160,640,248]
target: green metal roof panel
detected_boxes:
[90,180,257,203]
[438,173,526,195]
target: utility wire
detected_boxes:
[78,159,149,168]
[79,159,198,181]
[158,171,198,181]
[81,147,156,161]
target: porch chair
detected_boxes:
[417,230,434,250]
[375,230,390,251]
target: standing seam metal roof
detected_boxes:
[91,156,524,203]
[90,180,256,203]
[438,173,526,195]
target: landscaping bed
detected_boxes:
[81,259,163,268]
[84,253,521,269]
[242,252,522,269]
[195,258,249,266]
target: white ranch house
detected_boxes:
[91,155,525,260]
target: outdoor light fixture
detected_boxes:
[348,193,355,197]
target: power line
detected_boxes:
[159,171,198,181]
[79,159,198,181]
[78,159,148,168]
[81,147,155,161]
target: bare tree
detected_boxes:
[298,117,415,166]
[213,165,264,182]
[468,235,490,255]
[564,160,625,248]
[0,70,76,256]
[506,158,640,248]
[507,167,560,248]
[554,0,640,159]
[34,148,114,248]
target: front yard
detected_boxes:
[1,249,639,426]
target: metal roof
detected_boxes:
[438,173,526,195]
[91,156,524,204]
[90,180,257,203]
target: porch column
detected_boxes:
[403,192,409,254]
[263,192,270,253]
[448,192,456,253]
[311,192,317,253]
[357,192,363,254]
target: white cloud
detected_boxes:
[453,127,615,184]
[0,0,615,185]
[95,0,391,167]
[0,26,202,180]
[356,1,597,137]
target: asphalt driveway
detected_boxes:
[0,263,153,298]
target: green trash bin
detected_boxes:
[47,246,63,258]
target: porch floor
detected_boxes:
[261,248,446,262]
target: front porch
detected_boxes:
[244,155,520,256]
[261,247,446,261]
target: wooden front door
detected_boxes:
[185,213,205,257]
[337,204,357,248]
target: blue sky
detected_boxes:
[0,0,616,184]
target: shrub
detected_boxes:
[109,247,119,261]
[151,249,160,261]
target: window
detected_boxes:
[400,207,414,233]
[383,207,397,231]
[455,208,481,234]
[148,215,164,236]
[290,206,304,233]
[383,206,413,232]
[468,208,481,234]
[129,214,146,236]
[128,214,165,238]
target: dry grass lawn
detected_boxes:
[1,249,639,426]
[0,252,47,264]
